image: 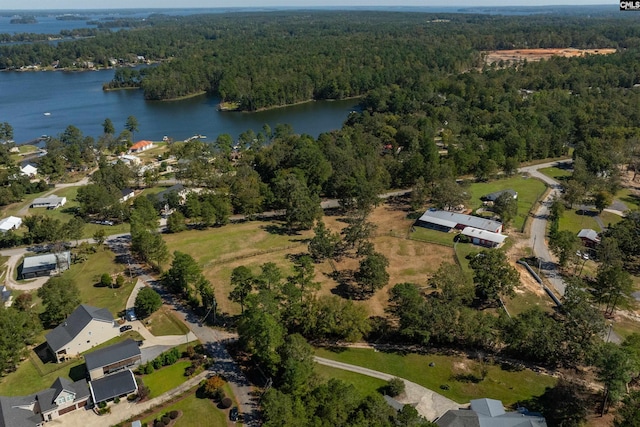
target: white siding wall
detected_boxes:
[63,320,119,357]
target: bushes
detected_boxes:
[127,393,138,402]
[221,397,233,409]
[384,377,406,397]
[169,410,179,419]
[142,348,182,375]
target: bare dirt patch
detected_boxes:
[483,48,616,65]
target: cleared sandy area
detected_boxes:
[484,48,616,64]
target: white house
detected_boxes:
[20,164,38,177]
[0,216,22,232]
[31,195,66,209]
[128,140,154,154]
[119,188,135,203]
[118,154,141,165]
[45,305,119,363]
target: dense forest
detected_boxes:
[3,11,640,109]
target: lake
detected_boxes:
[0,69,360,144]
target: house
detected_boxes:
[20,252,71,279]
[45,304,119,363]
[128,140,153,154]
[480,189,518,203]
[118,154,141,165]
[84,339,142,381]
[0,377,90,427]
[35,377,91,422]
[30,195,66,209]
[436,398,547,427]
[461,227,507,248]
[578,228,600,248]
[20,164,38,177]
[418,209,503,234]
[0,216,22,232]
[88,370,138,405]
[119,188,135,203]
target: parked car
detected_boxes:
[229,407,238,422]
[120,325,132,333]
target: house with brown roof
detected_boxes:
[128,140,154,154]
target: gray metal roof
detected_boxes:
[0,395,40,427]
[31,195,65,206]
[85,339,141,371]
[461,227,507,244]
[89,370,137,404]
[577,228,599,241]
[21,252,70,275]
[436,410,480,427]
[45,305,114,352]
[420,210,502,233]
[437,400,547,427]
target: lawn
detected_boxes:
[538,166,573,181]
[599,211,623,229]
[163,220,311,270]
[315,347,557,406]
[60,249,135,317]
[0,355,84,396]
[616,188,640,212]
[137,392,227,427]
[314,363,387,398]
[558,209,601,234]
[503,287,556,317]
[454,242,480,276]
[24,186,130,238]
[409,227,455,247]
[141,360,193,398]
[146,308,190,336]
[466,176,547,231]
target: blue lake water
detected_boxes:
[0,69,360,144]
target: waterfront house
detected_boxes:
[128,140,154,154]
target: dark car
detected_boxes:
[229,407,238,422]
[120,325,132,333]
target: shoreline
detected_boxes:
[218,95,363,113]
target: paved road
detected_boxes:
[519,160,572,296]
[315,356,460,421]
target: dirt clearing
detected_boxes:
[483,48,616,65]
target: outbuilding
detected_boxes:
[21,252,71,279]
[0,216,22,232]
[84,339,141,381]
[577,228,600,248]
[418,209,503,233]
[31,195,67,209]
[461,227,507,248]
[88,370,138,404]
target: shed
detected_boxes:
[21,252,71,279]
[0,216,22,232]
[577,228,600,248]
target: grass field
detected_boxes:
[558,209,601,234]
[409,227,455,247]
[315,348,556,406]
[314,363,387,397]
[60,249,135,316]
[146,308,190,336]
[616,188,640,212]
[142,360,193,398]
[467,176,547,231]
[538,166,572,181]
[138,392,228,427]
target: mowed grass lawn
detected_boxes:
[558,209,601,234]
[138,392,227,427]
[314,364,387,398]
[467,176,547,231]
[24,186,130,238]
[146,308,190,336]
[0,355,83,396]
[315,348,556,406]
[60,249,135,317]
[538,166,573,181]
[163,220,311,268]
[141,360,193,398]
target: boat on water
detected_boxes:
[43,112,51,116]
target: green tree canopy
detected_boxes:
[134,287,163,319]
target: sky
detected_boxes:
[1,0,617,10]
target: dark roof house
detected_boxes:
[0,377,90,427]
[45,304,118,363]
[88,370,138,404]
[84,339,141,380]
[436,398,547,427]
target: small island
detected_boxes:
[10,16,37,24]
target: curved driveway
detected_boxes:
[315,356,460,421]
[518,160,572,296]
